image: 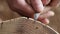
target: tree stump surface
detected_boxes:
[0,17,59,34]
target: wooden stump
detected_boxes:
[0,17,59,34]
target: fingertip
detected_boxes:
[41,18,49,24]
[37,17,49,24]
[48,11,55,16]
[37,15,49,24]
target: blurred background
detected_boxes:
[0,0,20,21]
[0,0,60,33]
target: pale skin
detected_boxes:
[7,0,60,24]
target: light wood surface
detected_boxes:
[0,17,59,34]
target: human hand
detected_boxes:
[7,0,60,24]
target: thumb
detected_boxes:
[31,0,44,13]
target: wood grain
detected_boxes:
[0,17,58,34]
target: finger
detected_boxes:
[37,11,54,22]
[26,0,51,14]
[8,0,35,18]
[48,0,60,7]
[42,0,51,6]
[41,6,51,14]
[38,11,54,19]
[40,18,49,24]
[31,0,44,13]
[37,11,54,24]
[17,0,35,18]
